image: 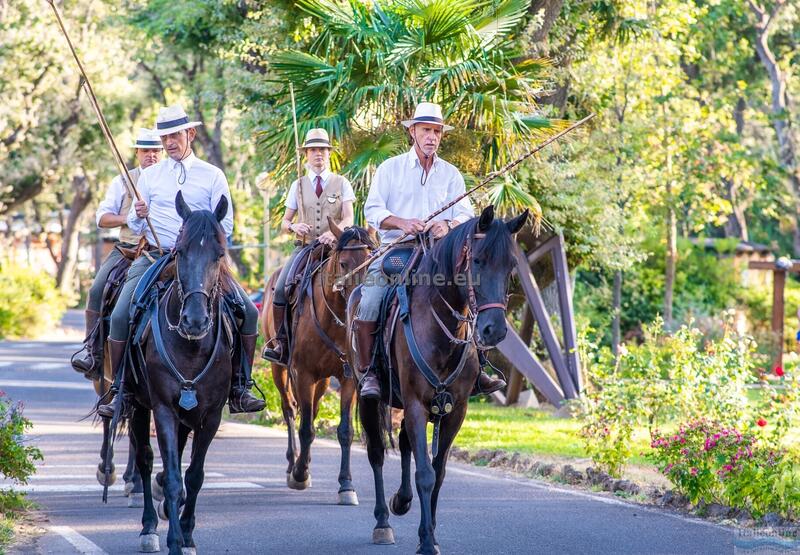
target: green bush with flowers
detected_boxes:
[581,314,800,518]
[580,316,753,477]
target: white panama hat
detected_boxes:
[133,128,162,149]
[300,128,332,149]
[153,104,202,136]
[401,102,453,131]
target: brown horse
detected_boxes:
[261,219,374,504]
[350,206,527,555]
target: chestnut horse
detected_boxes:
[350,206,527,554]
[261,220,374,504]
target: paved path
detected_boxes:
[1,311,735,554]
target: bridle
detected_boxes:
[166,252,220,340]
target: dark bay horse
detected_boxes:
[108,192,234,555]
[350,206,527,555]
[261,219,374,504]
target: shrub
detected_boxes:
[580,317,754,476]
[0,263,67,339]
[0,391,42,509]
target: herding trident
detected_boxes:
[45,0,162,253]
[333,113,596,291]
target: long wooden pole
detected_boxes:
[289,84,303,183]
[46,0,161,252]
[334,113,595,290]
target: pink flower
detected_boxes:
[757,418,767,427]
[690,468,698,476]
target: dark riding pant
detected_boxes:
[272,246,303,307]
[87,246,127,313]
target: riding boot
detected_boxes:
[354,319,381,400]
[71,310,103,380]
[471,370,507,396]
[261,304,289,365]
[97,339,127,418]
[229,333,267,414]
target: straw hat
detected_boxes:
[153,105,202,136]
[401,102,453,131]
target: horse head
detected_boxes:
[173,191,229,340]
[326,216,375,298]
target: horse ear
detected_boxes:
[328,216,343,240]
[506,209,529,235]
[214,195,229,223]
[478,205,494,232]
[175,191,192,221]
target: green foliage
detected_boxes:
[0,263,66,340]
[0,391,42,518]
[649,420,800,518]
[251,368,340,432]
[580,317,754,476]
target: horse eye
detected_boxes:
[473,257,481,265]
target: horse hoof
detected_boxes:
[182,548,196,555]
[128,492,144,508]
[139,533,160,553]
[124,481,135,496]
[389,493,412,516]
[151,477,164,501]
[96,468,116,487]
[415,544,441,555]
[287,474,311,490]
[338,490,359,506]
[372,527,395,545]
[157,500,168,521]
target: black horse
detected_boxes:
[108,192,235,555]
[350,206,527,555]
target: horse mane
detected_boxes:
[418,216,514,281]
[175,210,232,283]
[335,225,375,251]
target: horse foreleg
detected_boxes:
[390,418,413,516]
[430,403,466,533]
[179,414,221,554]
[273,364,298,475]
[288,375,316,490]
[359,396,394,545]
[153,407,185,555]
[130,405,159,553]
[336,376,357,505]
[405,402,437,555]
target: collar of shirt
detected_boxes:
[169,152,196,173]
[406,148,441,171]
[307,168,331,183]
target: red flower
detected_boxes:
[757,418,767,427]
[775,366,785,377]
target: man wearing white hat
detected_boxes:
[98,105,265,416]
[354,102,506,399]
[72,128,162,379]
[262,128,356,364]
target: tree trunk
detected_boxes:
[723,97,749,241]
[749,0,800,255]
[664,143,677,328]
[611,270,622,357]
[56,176,92,295]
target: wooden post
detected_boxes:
[773,269,786,369]
[552,233,582,393]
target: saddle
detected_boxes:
[284,243,322,305]
[368,242,427,409]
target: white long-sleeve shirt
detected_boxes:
[95,174,131,226]
[127,153,233,249]
[285,168,356,210]
[364,149,474,245]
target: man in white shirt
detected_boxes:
[72,129,162,379]
[98,105,265,416]
[262,128,356,364]
[355,102,506,399]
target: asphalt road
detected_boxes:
[1,311,735,554]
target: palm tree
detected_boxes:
[261,0,563,218]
